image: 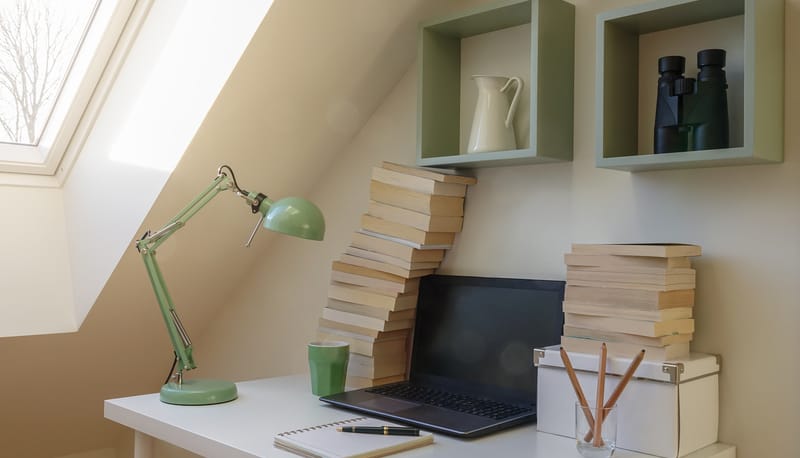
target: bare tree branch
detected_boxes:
[0,0,79,144]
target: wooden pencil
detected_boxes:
[559,347,595,429]
[584,348,646,442]
[604,349,646,412]
[592,343,607,447]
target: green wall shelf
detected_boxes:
[596,0,784,172]
[416,0,575,169]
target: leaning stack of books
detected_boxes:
[560,243,701,361]
[317,162,477,388]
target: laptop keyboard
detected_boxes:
[365,383,532,420]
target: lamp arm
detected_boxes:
[139,173,230,252]
[135,167,262,376]
[141,250,195,372]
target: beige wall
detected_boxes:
[197,1,800,457]
[55,448,116,458]
[0,186,75,335]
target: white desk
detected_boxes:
[105,375,735,458]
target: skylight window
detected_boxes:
[0,0,135,176]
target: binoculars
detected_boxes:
[654,49,729,154]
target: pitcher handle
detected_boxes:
[501,77,523,128]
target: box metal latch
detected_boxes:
[533,348,545,367]
[661,362,685,384]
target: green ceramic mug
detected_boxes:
[308,341,349,396]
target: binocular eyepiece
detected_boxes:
[654,49,729,154]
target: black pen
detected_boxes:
[337,426,420,436]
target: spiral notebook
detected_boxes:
[273,416,434,458]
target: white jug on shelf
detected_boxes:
[467,75,523,154]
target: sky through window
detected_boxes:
[0,0,98,146]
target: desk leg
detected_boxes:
[134,431,154,458]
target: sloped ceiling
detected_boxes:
[0,0,479,456]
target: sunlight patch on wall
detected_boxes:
[109,0,275,171]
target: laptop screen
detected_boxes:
[409,275,564,404]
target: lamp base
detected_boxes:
[160,379,238,405]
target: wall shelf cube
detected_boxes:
[596,0,784,172]
[416,0,575,169]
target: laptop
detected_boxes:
[320,275,565,438]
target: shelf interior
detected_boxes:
[602,0,743,34]
[419,0,533,161]
[425,0,531,38]
[417,0,573,168]
[599,0,747,164]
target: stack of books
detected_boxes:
[560,243,701,361]
[318,162,477,388]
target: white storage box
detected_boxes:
[534,345,720,457]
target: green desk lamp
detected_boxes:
[135,165,325,405]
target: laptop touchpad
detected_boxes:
[398,405,493,430]
[359,397,420,413]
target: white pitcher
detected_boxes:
[467,75,523,154]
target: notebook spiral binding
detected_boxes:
[277,417,368,436]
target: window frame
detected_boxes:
[0,0,139,177]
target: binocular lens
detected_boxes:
[658,55,685,74]
[697,49,726,67]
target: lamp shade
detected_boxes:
[263,196,325,241]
